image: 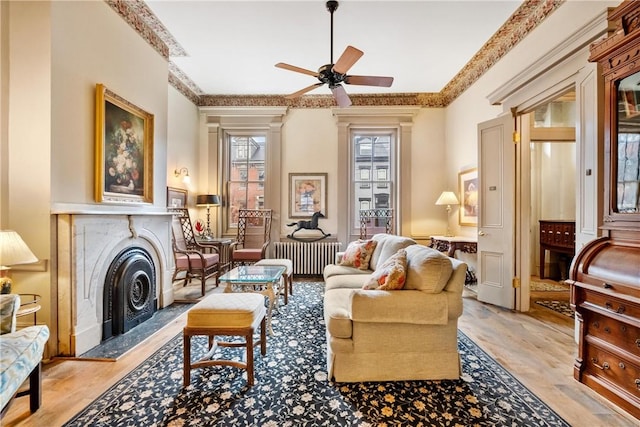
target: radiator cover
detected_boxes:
[273,241,342,275]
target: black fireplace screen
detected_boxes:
[102,246,157,340]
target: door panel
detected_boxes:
[478,114,515,309]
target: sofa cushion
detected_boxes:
[369,234,416,270]
[339,239,377,270]
[325,274,372,291]
[323,264,371,281]
[404,245,453,293]
[363,248,407,290]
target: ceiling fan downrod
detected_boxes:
[326,1,339,64]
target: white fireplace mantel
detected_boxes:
[55,210,175,356]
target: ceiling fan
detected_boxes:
[275,0,394,107]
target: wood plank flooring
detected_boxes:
[2,284,638,426]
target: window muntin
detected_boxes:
[226,134,266,227]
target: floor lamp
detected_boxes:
[435,191,459,237]
[196,194,221,239]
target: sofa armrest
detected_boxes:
[349,290,450,325]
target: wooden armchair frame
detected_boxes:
[170,208,220,297]
[230,209,272,268]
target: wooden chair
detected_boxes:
[230,209,272,268]
[170,208,220,297]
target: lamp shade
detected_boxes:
[196,194,221,206]
[435,191,459,206]
[0,230,38,268]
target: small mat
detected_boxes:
[534,300,574,318]
[531,280,569,292]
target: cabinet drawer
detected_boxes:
[586,312,640,357]
[583,290,640,320]
[584,344,640,399]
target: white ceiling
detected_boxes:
[144,0,523,97]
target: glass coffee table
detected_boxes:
[218,265,286,334]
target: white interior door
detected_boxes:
[477,114,516,309]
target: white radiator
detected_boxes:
[273,241,342,275]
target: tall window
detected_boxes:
[226,134,266,227]
[351,131,395,233]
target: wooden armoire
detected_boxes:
[568,0,640,418]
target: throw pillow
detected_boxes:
[339,239,377,270]
[363,248,407,290]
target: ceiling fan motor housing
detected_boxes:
[318,64,345,87]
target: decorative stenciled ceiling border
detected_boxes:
[112,0,563,108]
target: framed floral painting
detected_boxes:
[459,168,478,226]
[95,83,154,204]
[289,173,327,218]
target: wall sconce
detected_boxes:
[435,191,459,237]
[0,230,38,294]
[196,194,221,239]
[174,167,191,184]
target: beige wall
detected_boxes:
[167,85,200,208]
[445,0,618,239]
[3,0,170,332]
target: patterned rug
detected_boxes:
[535,300,575,318]
[64,282,570,427]
[530,280,570,292]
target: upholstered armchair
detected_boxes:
[0,294,50,415]
[170,208,220,297]
[230,209,272,268]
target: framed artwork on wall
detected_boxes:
[289,173,327,218]
[459,168,478,226]
[167,186,188,208]
[95,83,154,204]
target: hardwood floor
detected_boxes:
[3,284,638,426]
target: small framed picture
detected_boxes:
[167,186,188,208]
[289,173,327,218]
[459,168,478,226]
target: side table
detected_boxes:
[17,293,41,326]
[429,236,477,285]
[196,237,234,273]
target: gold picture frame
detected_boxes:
[289,173,327,218]
[95,83,154,204]
[459,168,478,226]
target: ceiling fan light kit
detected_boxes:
[275,0,394,107]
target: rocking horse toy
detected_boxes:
[287,211,331,241]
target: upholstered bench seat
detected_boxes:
[0,324,49,413]
[254,258,293,304]
[183,293,266,387]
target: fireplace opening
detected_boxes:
[102,246,157,340]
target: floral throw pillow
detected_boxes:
[363,248,407,290]
[339,239,378,270]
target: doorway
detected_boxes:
[528,91,576,319]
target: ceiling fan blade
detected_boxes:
[332,46,363,75]
[345,75,394,87]
[275,62,319,77]
[285,83,324,99]
[331,85,352,108]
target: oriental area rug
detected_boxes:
[64,282,570,427]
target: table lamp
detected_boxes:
[0,230,38,294]
[435,191,459,237]
[196,194,221,239]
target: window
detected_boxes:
[351,132,395,233]
[226,134,266,226]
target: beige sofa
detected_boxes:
[323,233,467,382]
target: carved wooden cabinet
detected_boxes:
[568,1,640,418]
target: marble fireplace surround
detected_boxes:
[55,209,175,356]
